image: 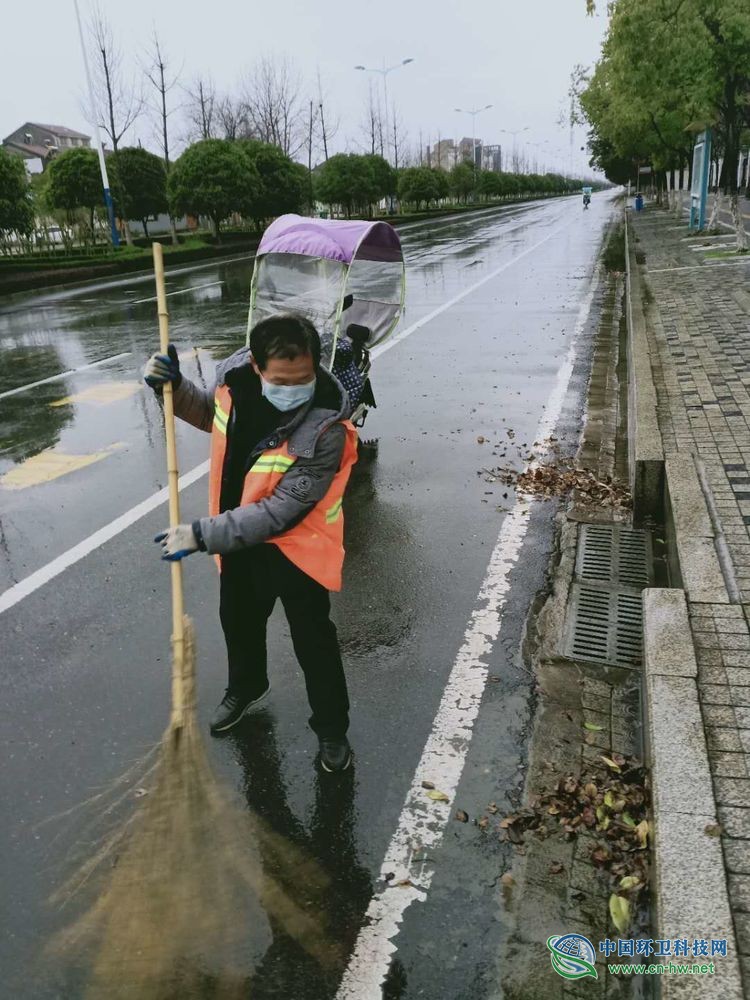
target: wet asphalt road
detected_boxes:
[0,194,617,999]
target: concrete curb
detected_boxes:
[665,457,730,604]
[643,588,743,998]
[624,213,665,523]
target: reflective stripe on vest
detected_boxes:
[207,383,358,591]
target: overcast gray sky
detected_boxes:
[2,0,609,176]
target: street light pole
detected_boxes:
[455,104,493,190]
[72,0,119,248]
[354,58,414,167]
[500,127,529,172]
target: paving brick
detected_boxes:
[715,779,750,809]
[720,807,750,838]
[724,839,750,874]
[707,728,744,752]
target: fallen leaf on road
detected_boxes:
[601,756,622,773]
[500,873,514,887]
[396,879,414,888]
[635,820,649,847]
[584,722,604,732]
[421,780,436,790]
[549,862,564,874]
[609,893,630,933]
[455,809,469,823]
[426,789,450,802]
[705,822,723,838]
[620,875,641,890]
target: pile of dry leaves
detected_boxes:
[480,460,632,512]
[490,754,650,932]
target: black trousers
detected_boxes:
[219,544,350,739]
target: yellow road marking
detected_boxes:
[1,443,127,490]
[50,382,141,408]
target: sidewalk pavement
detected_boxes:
[632,204,750,996]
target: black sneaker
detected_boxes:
[209,685,270,734]
[319,736,352,773]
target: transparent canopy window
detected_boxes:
[251,254,347,367]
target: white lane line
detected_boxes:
[128,280,224,306]
[0,205,575,615]
[0,352,132,401]
[0,462,208,616]
[335,263,601,1000]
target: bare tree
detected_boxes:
[390,104,408,170]
[360,82,381,156]
[183,75,217,141]
[87,7,143,244]
[215,95,249,141]
[242,55,304,156]
[144,32,181,244]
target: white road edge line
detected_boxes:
[0,206,576,616]
[0,462,208,616]
[0,352,132,401]
[334,263,602,1000]
[129,280,224,306]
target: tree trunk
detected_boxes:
[142,218,150,239]
[673,189,683,219]
[169,218,179,246]
[122,219,134,247]
[730,192,748,252]
[211,216,220,241]
[708,190,724,231]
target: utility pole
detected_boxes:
[308,100,315,212]
[318,102,329,161]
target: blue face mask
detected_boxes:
[261,376,316,412]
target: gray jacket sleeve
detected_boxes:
[172,376,215,433]
[197,423,348,554]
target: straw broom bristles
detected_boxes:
[51,619,338,999]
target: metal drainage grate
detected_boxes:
[564,523,653,668]
[575,523,652,590]
[566,584,645,667]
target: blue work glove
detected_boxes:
[144,343,181,391]
[154,524,199,561]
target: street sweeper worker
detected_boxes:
[143,314,357,773]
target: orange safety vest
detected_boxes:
[208,384,358,591]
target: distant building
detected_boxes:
[2,122,91,173]
[428,139,457,171]
[457,137,478,164]
[481,144,503,172]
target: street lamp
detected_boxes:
[354,58,414,166]
[455,104,493,181]
[500,127,530,172]
[528,140,550,173]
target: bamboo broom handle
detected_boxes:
[152,243,186,724]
